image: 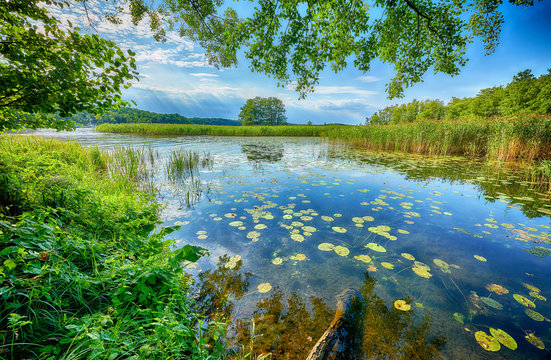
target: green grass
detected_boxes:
[97,115,551,160]
[324,115,551,160]
[0,135,227,359]
[96,123,336,137]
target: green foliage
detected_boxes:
[0,136,226,359]
[367,69,551,124]
[0,0,137,132]
[238,97,287,126]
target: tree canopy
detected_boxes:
[238,97,287,126]
[0,0,137,131]
[120,0,542,98]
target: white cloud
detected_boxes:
[189,73,219,78]
[358,75,380,83]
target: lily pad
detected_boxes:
[366,243,386,252]
[401,253,415,261]
[381,262,394,269]
[474,331,501,351]
[525,309,544,321]
[290,253,306,261]
[530,291,546,301]
[272,257,283,265]
[525,333,545,350]
[485,283,509,295]
[433,258,449,269]
[489,328,517,350]
[513,294,536,308]
[254,224,267,230]
[321,216,334,222]
[474,255,487,262]
[480,297,503,310]
[523,283,541,293]
[393,299,411,311]
[332,226,347,233]
[354,254,372,263]
[397,229,409,234]
[453,312,465,324]
[291,233,305,242]
[318,243,335,251]
[257,283,272,293]
[334,246,350,257]
[229,221,243,227]
[412,266,432,279]
[302,226,317,232]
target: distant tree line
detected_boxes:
[366,69,551,125]
[65,108,241,126]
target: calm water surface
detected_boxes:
[31,128,551,359]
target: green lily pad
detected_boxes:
[525,309,544,321]
[474,255,487,262]
[291,233,305,242]
[381,262,394,269]
[433,258,449,269]
[401,253,415,261]
[334,246,350,257]
[530,291,546,301]
[513,294,536,308]
[475,331,501,351]
[480,297,503,310]
[332,226,347,233]
[354,254,372,263]
[489,328,517,350]
[366,243,386,252]
[257,283,272,293]
[453,312,465,324]
[272,257,283,265]
[318,243,335,251]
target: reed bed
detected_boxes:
[96,115,551,161]
[96,123,334,137]
[324,115,551,161]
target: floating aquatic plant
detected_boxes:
[354,254,372,263]
[480,297,503,310]
[485,283,509,295]
[272,257,283,265]
[332,226,347,233]
[318,243,334,251]
[513,294,536,308]
[525,332,545,350]
[525,309,544,321]
[381,262,394,269]
[489,328,517,350]
[393,299,411,311]
[401,253,415,261]
[366,243,386,252]
[257,283,272,293]
[334,246,350,256]
[474,255,487,262]
[475,331,501,351]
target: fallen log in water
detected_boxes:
[306,288,364,360]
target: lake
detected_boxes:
[31,128,551,359]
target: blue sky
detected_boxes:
[56,1,551,124]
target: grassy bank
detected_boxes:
[0,136,224,359]
[96,123,335,137]
[97,115,551,160]
[325,115,551,160]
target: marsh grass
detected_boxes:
[96,123,335,137]
[0,135,230,359]
[325,115,551,161]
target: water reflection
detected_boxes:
[193,257,445,359]
[241,143,284,163]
